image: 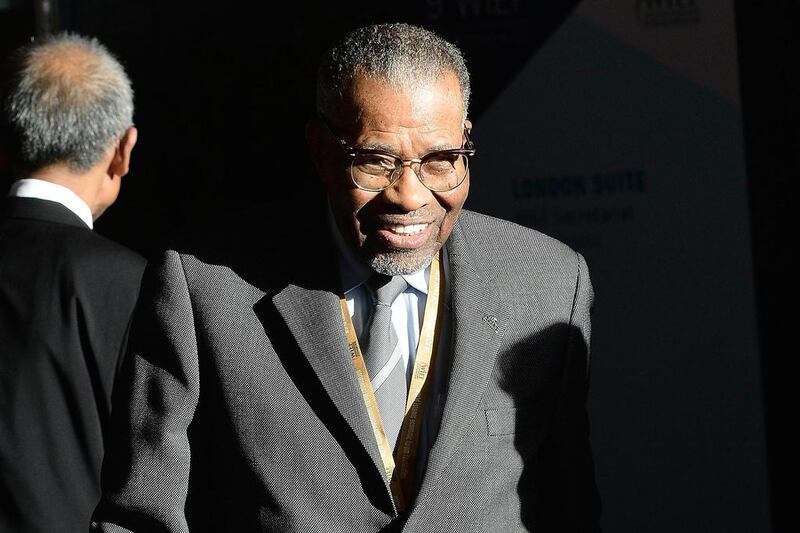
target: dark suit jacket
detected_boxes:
[92,209,600,532]
[0,197,146,533]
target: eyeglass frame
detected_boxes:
[318,115,476,193]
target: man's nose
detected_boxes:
[381,165,432,211]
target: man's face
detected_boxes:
[316,72,470,275]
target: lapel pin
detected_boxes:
[482,313,498,332]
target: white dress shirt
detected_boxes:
[8,178,94,229]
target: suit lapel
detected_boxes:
[262,260,395,509]
[413,218,509,507]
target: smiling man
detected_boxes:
[92,24,601,533]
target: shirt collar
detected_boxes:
[8,178,94,229]
[327,202,431,296]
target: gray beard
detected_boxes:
[368,250,434,276]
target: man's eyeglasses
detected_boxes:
[319,116,476,193]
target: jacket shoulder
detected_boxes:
[453,209,591,308]
[65,228,146,280]
[456,209,582,271]
[1,215,145,282]
[145,249,266,304]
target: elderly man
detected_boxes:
[0,34,144,533]
[93,23,600,532]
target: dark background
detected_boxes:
[737,2,794,530]
[0,1,793,531]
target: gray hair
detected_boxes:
[316,23,470,123]
[3,33,134,172]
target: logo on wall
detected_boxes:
[635,0,699,27]
[425,0,523,20]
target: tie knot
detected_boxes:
[367,274,408,307]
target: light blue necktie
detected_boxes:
[362,274,408,450]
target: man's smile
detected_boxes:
[375,222,435,249]
[387,222,429,235]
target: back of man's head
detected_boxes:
[3,33,134,175]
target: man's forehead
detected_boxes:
[337,73,464,126]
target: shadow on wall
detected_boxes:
[497,323,601,532]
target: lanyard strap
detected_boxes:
[338,250,445,511]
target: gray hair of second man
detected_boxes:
[316,23,471,124]
[3,33,134,173]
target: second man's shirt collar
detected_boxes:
[8,178,94,229]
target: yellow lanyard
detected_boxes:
[338,250,445,512]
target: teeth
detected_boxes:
[389,223,428,235]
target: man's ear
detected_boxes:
[109,126,138,178]
[464,118,473,134]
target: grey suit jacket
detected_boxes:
[92,209,600,532]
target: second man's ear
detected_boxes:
[111,126,138,178]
